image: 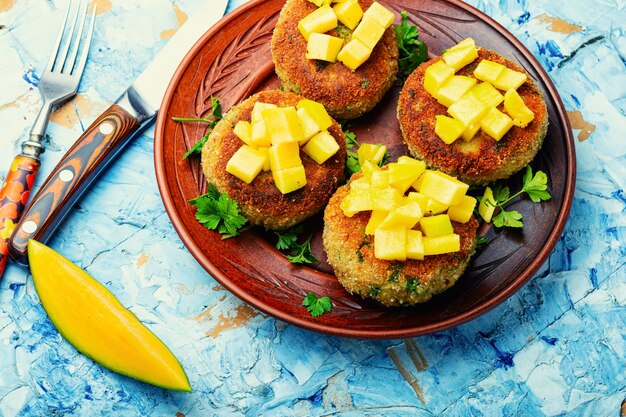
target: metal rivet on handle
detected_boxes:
[21,221,38,234]
[99,122,114,135]
[59,169,74,182]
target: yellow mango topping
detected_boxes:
[436,75,477,107]
[296,99,333,131]
[435,115,465,145]
[370,170,389,188]
[406,191,449,215]
[478,186,496,222]
[340,189,374,216]
[306,33,344,62]
[406,230,425,260]
[298,6,338,41]
[493,67,527,91]
[378,202,423,229]
[473,59,505,84]
[365,210,388,235]
[461,120,481,142]
[250,120,271,147]
[361,159,381,180]
[352,16,386,49]
[442,38,478,71]
[349,176,370,190]
[273,165,307,194]
[480,107,513,141]
[419,170,469,206]
[251,102,277,124]
[226,144,266,184]
[447,195,477,223]
[233,120,252,145]
[363,2,395,28]
[387,160,426,192]
[424,61,455,97]
[302,130,340,164]
[357,143,387,167]
[447,95,489,128]
[374,227,407,261]
[308,0,331,6]
[263,106,305,145]
[337,38,372,70]
[423,234,460,255]
[504,89,535,127]
[268,141,302,171]
[333,0,363,30]
[257,146,271,172]
[465,82,504,108]
[371,188,405,211]
[420,214,454,237]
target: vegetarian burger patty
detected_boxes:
[271,0,399,120]
[323,175,479,307]
[201,90,347,230]
[397,49,548,185]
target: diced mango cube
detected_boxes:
[302,130,340,164]
[447,95,489,128]
[435,115,465,145]
[333,0,363,30]
[337,38,372,70]
[480,107,513,141]
[360,160,380,180]
[273,165,307,194]
[478,186,496,222]
[252,102,277,124]
[357,143,387,167]
[419,170,469,206]
[420,214,454,237]
[352,16,386,49]
[436,75,477,107]
[424,61,455,97]
[340,189,373,216]
[296,99,333,131]
[378,202,423,229]
[374,227,407,261]
[257,146,271,172]
[365,210,388,235]
[349,176,370,190]
[250,120,271,147]
[406,192,448,215]
[504,89,535,128]
[473,59,505,84]
[298,6,338,41]
[442,38,478,71]
[263,106,305,145]
[306,33,344,62]
[371,188,404,211]
[268,141,302,171]
[447,195,477,223]
[410,174,425,192]
[406,230,425,260]
[308,0,331,6]
[226,144,266,184]
[461,120,481,142]
[423,234,460,255]
[233,120,252,145]
[387,161,426,192]
[492,67,527,91]
[465,82,504,108]
[297,108,321,143]
[369,170,389,188]
[363,2,395,28]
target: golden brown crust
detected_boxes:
[323,174,478,306]
[201,90,347,230]
[271,0,399,120]
[397,49,549,185]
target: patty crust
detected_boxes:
[397,49,548,185]
[201,89,346,230]
[271,0,399,120]
[323,175,478,307]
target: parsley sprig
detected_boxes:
[302,292,332,317]
[395,11,428,85]
[274,225,320,265]
[189,184,247,238]
[173,96,223,159]
[484,166,551,228]
[344,128,361,175]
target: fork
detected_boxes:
[0,0,96,278]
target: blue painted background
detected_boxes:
[0,0,624,416]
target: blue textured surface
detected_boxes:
[1,0,625,416]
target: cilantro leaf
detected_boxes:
[175,96,223,159]
[274,226,320,265]
[395,11,428,84]
[475,235,489,248]
[285,234,320,265]
[188,185,247,238]
[343,127,361,175]
[273,225,303,251]
[521,165,551,203]
[302,292,332,317]
[344,129,358,149]
[492,209,523,228]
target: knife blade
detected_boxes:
[8,0,229,265]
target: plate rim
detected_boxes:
[154,0,576,339]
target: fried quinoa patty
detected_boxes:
[201,90,346,230]
[271,0,399,120]
[323,175,479,307]
[397,49,549,185]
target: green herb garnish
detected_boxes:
[395,11,428,84]
[302,292,332,317]
[344,128,361,175]
[188,184,247,238]
[274,226,321,265]
[174,96,222,159]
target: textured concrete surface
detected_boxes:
[0,0,625,416]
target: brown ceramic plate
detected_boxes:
[154,0,575,338]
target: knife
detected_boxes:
[8,0,229,265]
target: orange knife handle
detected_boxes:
[9,103,141,265]
[0,155,40,276]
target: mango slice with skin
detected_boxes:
[28,240,191,392]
